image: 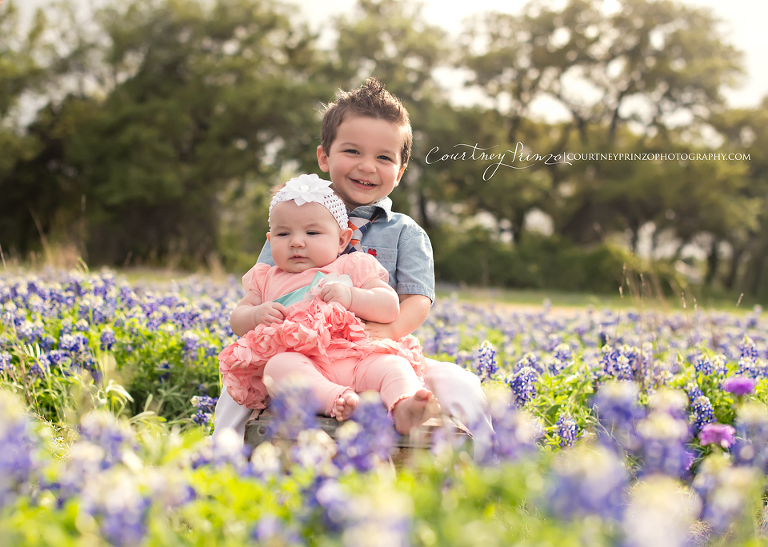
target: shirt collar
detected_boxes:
[347,197,394,221]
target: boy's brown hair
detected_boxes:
[320,77,412,167]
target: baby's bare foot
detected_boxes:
[333,391,359,421]
[392,388,439,434]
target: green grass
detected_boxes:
[434,284,757,313]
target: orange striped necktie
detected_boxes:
[343,211,381,254]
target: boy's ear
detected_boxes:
[317,145,330,172]
[266,232,271,242]
[395,163,406,185]
[338,227,353,251]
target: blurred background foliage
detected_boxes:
[1,0,766,302]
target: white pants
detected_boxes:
[212,357,494,459]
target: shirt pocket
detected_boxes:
[361,246,397,288]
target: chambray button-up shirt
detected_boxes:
[256,197,435,302]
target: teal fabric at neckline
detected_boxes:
[272,271,327,307]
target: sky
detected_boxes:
[13,0,768,110]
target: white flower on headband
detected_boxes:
[281,174,333,205]
[268,173,349,230]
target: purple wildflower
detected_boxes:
[334,393,396,472]
[555,414,579,447]
[507,366,539,407]
[592,381,645,452]
[699,423,736,448]
[473,341,498,382]
[723,377,757,396]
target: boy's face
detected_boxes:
[267,201,352,273]
[317,115,407,210]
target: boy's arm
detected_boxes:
[364,293,430,340]
[319,277,400,323]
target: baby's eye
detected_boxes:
[307,231,320,236]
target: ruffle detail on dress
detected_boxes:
[218,298,426,409]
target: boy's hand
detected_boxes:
[363,321,396,341]
[252,302,287,325]
[319,283,353,308]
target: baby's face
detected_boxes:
[268,201,348,273]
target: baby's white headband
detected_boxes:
[268,174,349,230]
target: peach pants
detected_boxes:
[263,351,423,416]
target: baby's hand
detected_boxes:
[252,302,287,326]
[319,283,352,309]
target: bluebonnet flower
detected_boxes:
[485,395,543,463]
[514,352,542,374]
[191,395,218,427]
[79,469,151,547]
[636,410,691,478]
[741,335,759,361]
[312,478,350,533]
[550,343,574,374]
[694,354,715,376]
[17,319,44,345]
[592,381,645,452]
[546,444,629,521]
[191,428,247,470]
[252,513,305,546]
[736,356,764,379]
[0,351,14,373]
[156,361,170,382]
[507,365,539,407]
[623,476,701,547]
[29,358,47,378]
[689,395,716,434]
[59,333,89,354]
[100,327,116,351]
[267,378,321,440]
[555,414,579,447]
[334,393,396,473]
[248,442,282,479]
[693,455,762,533]
[290,429,337,477]
[0,391,38,508]
[648,388,689,421]
[337,484,413,547]
[79,411,134,465]
[473,340,498,382]
[600,345,634,381]
[181,331,200,360]
[732,403,768,472]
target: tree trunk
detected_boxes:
[725,247,745,290]
[704,239,720,286]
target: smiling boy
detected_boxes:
[214,78,493,454]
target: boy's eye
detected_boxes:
[378,155,393,162]
[343,149,358,154]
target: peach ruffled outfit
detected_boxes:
[218,252,426,410]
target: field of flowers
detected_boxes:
[2,267,768,546]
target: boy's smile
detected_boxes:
[317,115,407,210]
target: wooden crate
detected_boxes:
[244,408,473,463]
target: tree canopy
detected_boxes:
[0,0,764,299]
